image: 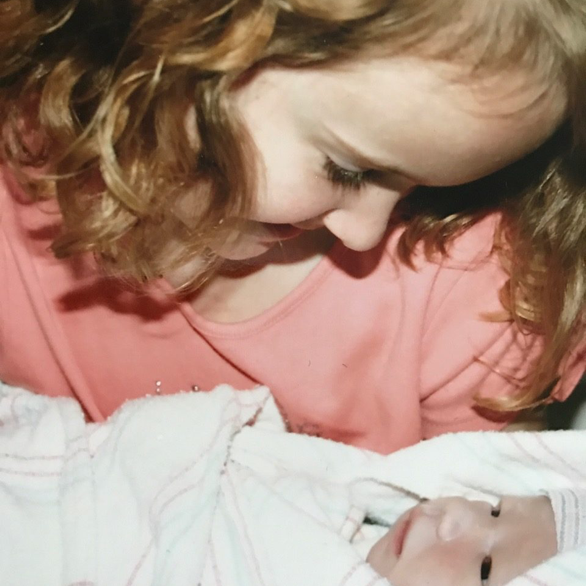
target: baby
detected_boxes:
[367,495,558,586]
[0,381,584,586]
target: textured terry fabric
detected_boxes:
[548,489,586,553]
[1,168,584,453]
[1,382,586,586]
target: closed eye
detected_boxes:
[480,500,501,584]
[481,556,492,585]
[491,501,501,518]
[323,157,373,191]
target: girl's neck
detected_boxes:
[186,228,335,323]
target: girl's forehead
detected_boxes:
[259,58,565,185]
[301,55,562,116]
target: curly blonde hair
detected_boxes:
[1,0,585,410]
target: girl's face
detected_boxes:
[219,57,564,260]
[367,496,557,586]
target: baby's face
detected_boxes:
[367,496,557,586]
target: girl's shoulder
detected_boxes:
[441,215,499,266]
[381,213,501,274]
[382,214,500,273]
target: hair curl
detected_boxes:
[1,0,585,410]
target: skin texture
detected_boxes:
[185,56,565,322]
[218,56,564,261]
[366,496,557,586]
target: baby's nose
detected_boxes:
[421,500,488,542]
[420,503,465,541]
[437,515,466,541]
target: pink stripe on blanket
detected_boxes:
[0,466,61,477]
[339,562,361,585]
[364,576,387,586]
[0,452,62,461]
[534,435,586,482]
[125,537,155,586]
[339,505,364,538]
[522,573,552,586]
[148,403,240,520]
[226,467,268,586]
[210,539,224,586]
[126,400,245,585]
[508,434,544,467]
[509,433,586,483]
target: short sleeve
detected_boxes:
[417,217,584,438]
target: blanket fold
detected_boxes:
[0,381,584,586]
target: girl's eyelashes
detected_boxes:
[480,555,492,585]
[323,157,371,191]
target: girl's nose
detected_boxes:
[323,212,389,251]
[322,190,402,251]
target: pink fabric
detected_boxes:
[1,168,584,453]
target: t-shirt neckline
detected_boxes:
[157,238,349,339]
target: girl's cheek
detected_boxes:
[250,175,337,224]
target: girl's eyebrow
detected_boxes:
[323,128,421,183]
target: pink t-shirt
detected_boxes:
[1,169,584,453]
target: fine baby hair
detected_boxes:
[1,0,585,412]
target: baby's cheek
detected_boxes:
[386,546,472,586]
[366,530,397,579]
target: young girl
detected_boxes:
[0,0,585,453]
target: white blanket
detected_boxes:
[0,381,584,586]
